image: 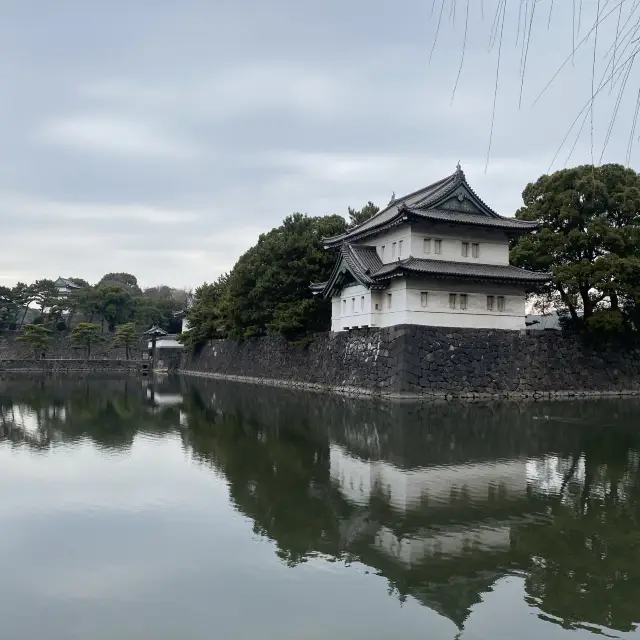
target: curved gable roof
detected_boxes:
[324,166,537,247]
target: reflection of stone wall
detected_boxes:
[180,326,640,398]
[0,332,146,360]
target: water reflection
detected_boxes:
[1,374,639,638]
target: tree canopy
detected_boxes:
[511,164,640,334]
[0,273,187,336]
[17,325,52,357]
[216,213,347,340]
[348,201,379,228]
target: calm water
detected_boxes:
[1,376,639,640]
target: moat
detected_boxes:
[1,375,639,639]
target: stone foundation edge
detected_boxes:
[178,368,640,402]
[0,359,143,373]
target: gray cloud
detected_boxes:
[1,0,636,288]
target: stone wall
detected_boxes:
[0,359,143,373]
[0,332,146,360]
[179,325,640,399]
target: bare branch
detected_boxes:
[486,0,507,172]
[429,0,446,64]
[451,0,470,104]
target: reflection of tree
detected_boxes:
[181,389,353,565]
[514,430,640,635]
[3,374,640,637]
[0,376,180,450]
[180,378,640,636]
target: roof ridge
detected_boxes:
[324,170,459,242]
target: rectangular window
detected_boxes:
[398,240,403,257]
[424,238,431,255]
[387,293,392,310]
[392,242,397,259]
[434,239,442,255]
[487,295,495,311]
[381,245,385,260]
[420,292,428,308]
[460,294,468,310]
[360,296,364,311]
[461,242,469,257]
[449,293,457,310]
[351,298,355,312]
[375,303,380,310]
[497,296,505,311]
[472,243,479,258]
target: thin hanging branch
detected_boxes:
[591,0,603,167]
[486,0,507,172]
[451,0,470,103]
[429,0,446,63]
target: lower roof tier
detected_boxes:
[311,244,551,298]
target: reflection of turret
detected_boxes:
[177,378,640,635]
[330,443,528,513]
[328,442,542,630]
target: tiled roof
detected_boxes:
[406,208,537,231]
[55,277,84,289]
[323,166,537,246]
[372,257,551,283]
[342,244,383,284]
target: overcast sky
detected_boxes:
[1,0,637,290]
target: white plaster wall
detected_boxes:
[409,222,510,265]
[364,226,412,264]
[332,277,527,331]
[405,278,526,330]
[370,279,409,328]
[148,337,183,349]
[333,284,375,331]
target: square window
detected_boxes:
[497,296,505,311]
[460,294,468,310]
[398,240,403,257]
[472,243,479,258]
[434,239,442,255]
[424,238,431,255]
[461,242,469,257]
[420,292,428,308]
[387,293,392,310]
[449,293,457,310]
[392,242,397,259]
[487,295,495,311]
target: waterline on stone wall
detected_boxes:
[178,368,640,403]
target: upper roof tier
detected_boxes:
[323,165,538,247]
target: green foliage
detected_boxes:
[511,164,640,332]
[92,285,134,332]
[17,324,52,357]
[347,201,379,228]
[71,322,103,358]
[98,272,142,295]
[217,213,347,340]
[0,286,17,331]
[31,279,59,314]
[179,277,228,352]
[111,322,139,359]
